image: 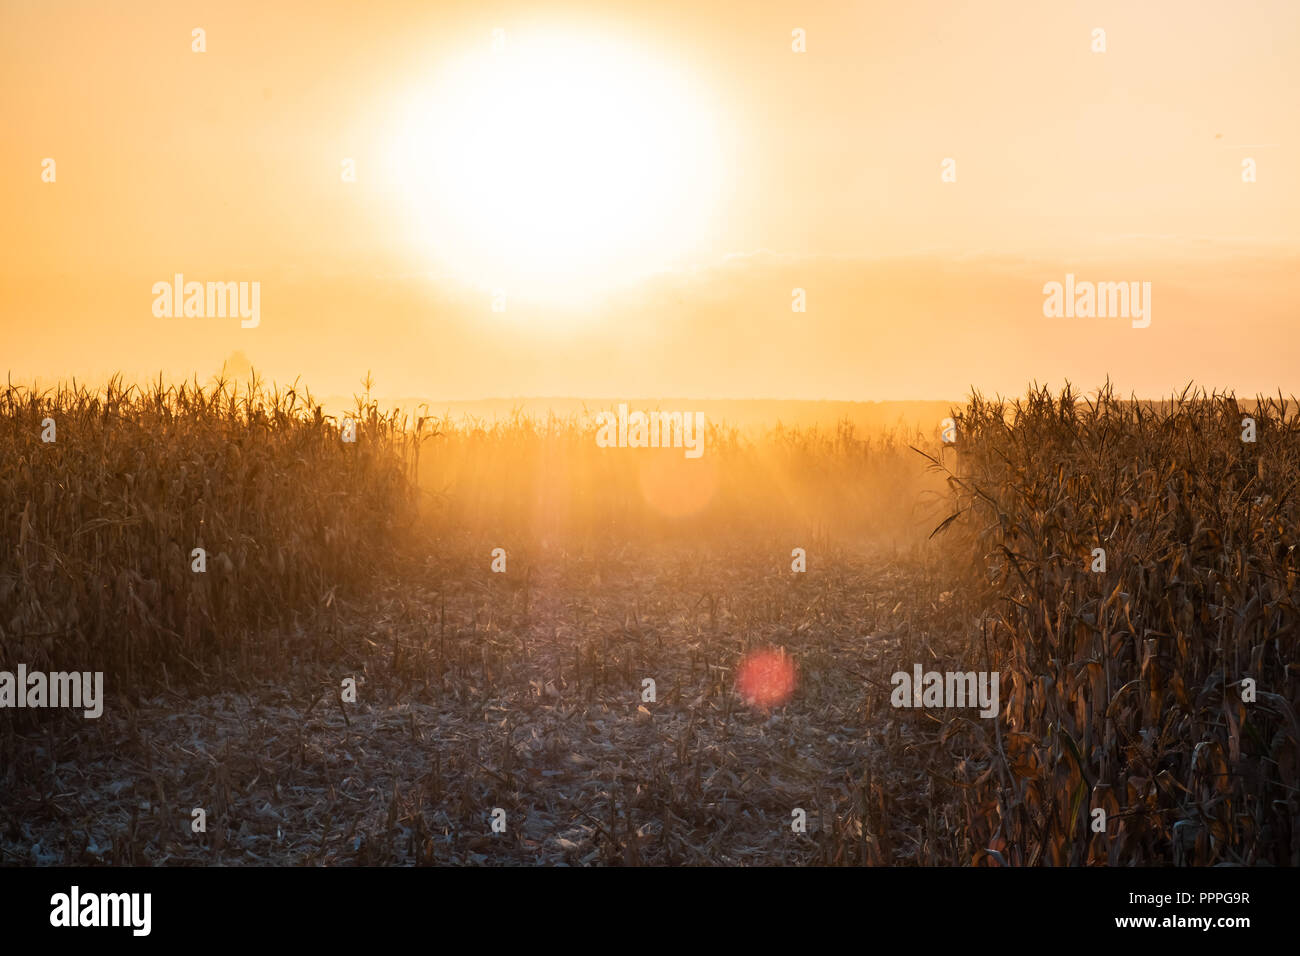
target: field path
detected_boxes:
[2,546,954,865]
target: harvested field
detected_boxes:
[3,544,953,866]
[2,379,1297,867]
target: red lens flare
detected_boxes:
[735,648,797,710]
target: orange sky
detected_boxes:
[3,0,1298,400]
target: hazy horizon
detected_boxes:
[5,0,1298,399]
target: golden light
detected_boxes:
[387,30,725,306]
[637,452,719,519]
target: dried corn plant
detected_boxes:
[926,382,1299,866]
[0,375,419,711]
[6,375,1294,866]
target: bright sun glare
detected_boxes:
[388,31,724,306]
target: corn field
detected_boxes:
[926,383,1299,865]
[1,377,1295,866]
[0,375,417,696]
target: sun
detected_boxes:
[387,30,725,306]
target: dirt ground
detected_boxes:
[1,542,962,865]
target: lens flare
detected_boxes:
[735,648,797,710]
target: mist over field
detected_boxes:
[2,0,1298,910]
